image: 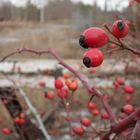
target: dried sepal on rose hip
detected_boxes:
[79,27,109,49]
[83,48,104,68]
[112,20,129,39]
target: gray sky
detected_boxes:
[2,0,129,11]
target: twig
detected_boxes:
[131,120,140,140]
[62,98,73,136]
[18,88,51,140]
[2,74,51,140]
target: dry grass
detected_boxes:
[0,21,84,59]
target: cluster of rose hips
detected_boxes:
[72,101,110,136]
[43,74,78,100]
[79,20,129,68]
[41,75,111,136]
[0,113,27,137]
[113,77,135,115]
[14,113,26,125]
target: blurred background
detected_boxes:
[0,0,139,58]
[0,1,140,139]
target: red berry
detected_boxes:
[83,49,104,68]
[14,117,21,125]
[91,109,100,116]
[2,128,12,135]
[112,20,129,39]
[124,85,135,94]
[54,78,64,89]
[101,112,109,120]
[63,73,72,79]
[65,80,71,87]
[116,77,125,85]
[110,44,116,49]
[38,80,46,88]
[73,126,85,136]
[14,117,26,125]
[81,118,91,127]
[69,80,78,91]
[57,89,68,99]
[88,102,97,110]
[79,27,109,48]
[19,118,26,125]
[44,91,55,100]
[123,104,134,115]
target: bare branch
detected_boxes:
[131,120,140,140]
[0,47,116,124]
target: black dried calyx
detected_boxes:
[79,35,88,49]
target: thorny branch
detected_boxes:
[0,47,116,124]
[1,46,140,140]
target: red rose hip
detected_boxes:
[88,102,97,110]
[73,126,85,136]
[2,128,12,135]
[91,109,100,116]
[81,118,91,127]
[124,85,135,94]
[112,20,129,39]
[101,112,109,120]
[57,89,68,99]
[54,78,64,89]
[44,91,55,100]
[123,104,134,115]
[79,27,109,48]
[83,49,104,68]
